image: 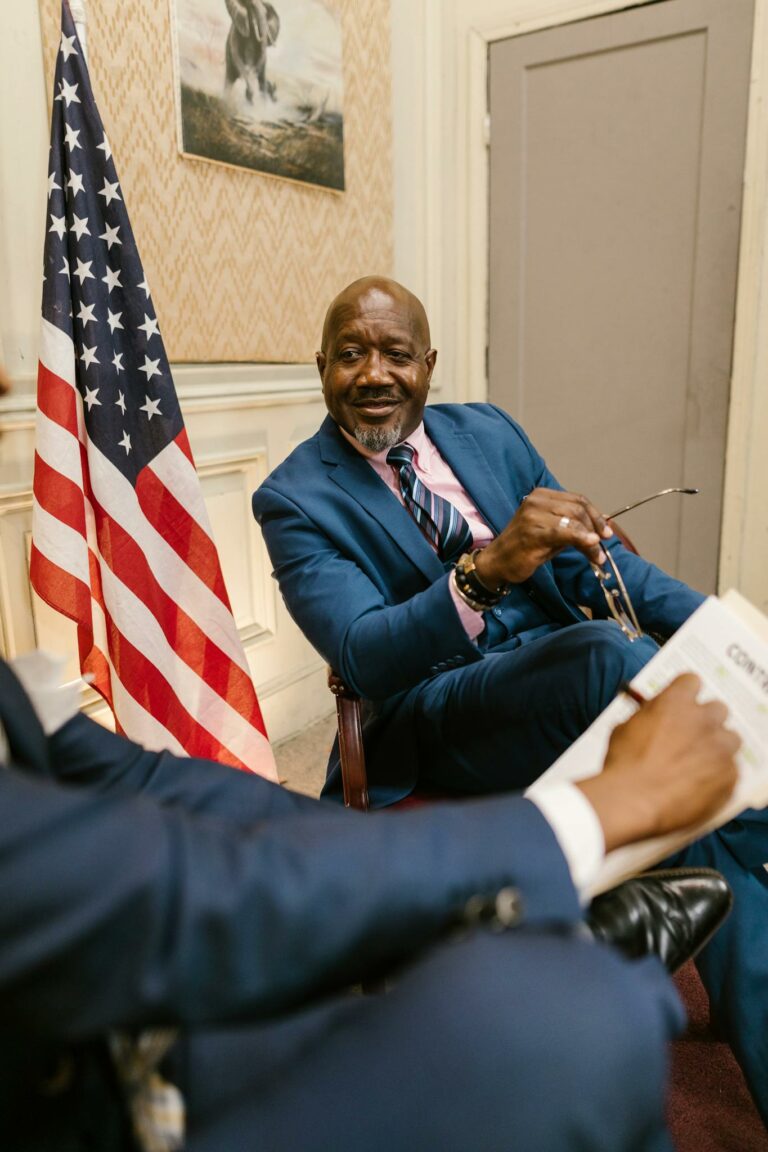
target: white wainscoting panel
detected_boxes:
[197,452,273,643]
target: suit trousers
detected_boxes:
[666,810,768,1127]
[415,621,659,794]
[170,929,682,1152]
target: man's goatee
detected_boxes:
[353,423,403,452]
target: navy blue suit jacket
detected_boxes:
[253,404,703,802]
[0,658,580,1151]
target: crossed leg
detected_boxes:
[412,620,659,793]
[176,929,683,1152]
[666,813,768,1128]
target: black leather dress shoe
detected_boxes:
[587,867,732,973]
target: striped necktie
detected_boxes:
[387,443,473,563]
[110,1031,184,1152]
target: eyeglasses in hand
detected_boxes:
[592,487,699,641]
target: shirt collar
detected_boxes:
[338,421,432,469]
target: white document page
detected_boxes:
[531,590,768,896]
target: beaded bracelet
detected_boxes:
[454,549,509,609]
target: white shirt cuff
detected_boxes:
[11,651,82,735]
[525,779,605,904]
[448,569,486,641]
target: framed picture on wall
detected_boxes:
[170,0,345,191]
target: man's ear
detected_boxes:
[315,351,326,382]
[425,348,437,384]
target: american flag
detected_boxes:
[30,0,277,779]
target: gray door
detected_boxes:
[488,0,754,592]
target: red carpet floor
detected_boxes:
[669,962,768,1151]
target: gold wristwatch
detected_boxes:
[453,549,509,611]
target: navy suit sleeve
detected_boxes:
[255,483,481,699]
[493,409,705,636]
[0,764,579,1039]
[45,712,321,822]
[553,537,705,636]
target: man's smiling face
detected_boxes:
[316,278,436,452]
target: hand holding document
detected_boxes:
[532,590,768,896]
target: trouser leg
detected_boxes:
[414,621,658,792]
[176,929,682,1152]
[666,821,768,1129]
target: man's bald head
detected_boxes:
[320,277,431,354]
[316,276,437,451]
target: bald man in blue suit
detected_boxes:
[252,276,768,1127]
[253,277,702,806]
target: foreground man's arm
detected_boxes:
[0,675,737,1041]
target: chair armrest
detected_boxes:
[328,669,369,812]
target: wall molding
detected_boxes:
[0,361,321,420]
[256,656,327,702]
[172,362,319,402]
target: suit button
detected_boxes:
[492,607,503,618]
[462,886,524,929]
[494,887,524,927]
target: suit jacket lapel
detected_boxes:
[318,418,445,583]
[0,659,50,771]
[423,410,518,535]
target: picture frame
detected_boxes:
[170,0,345,191]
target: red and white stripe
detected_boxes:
[31,318,277,779]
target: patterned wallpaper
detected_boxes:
[39,0,393,363]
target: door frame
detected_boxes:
[413,0,768,602]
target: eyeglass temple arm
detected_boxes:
[607,487,699,521]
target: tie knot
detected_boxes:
[386,443,415,468]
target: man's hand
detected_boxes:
[577,674,740,852]
[473,487,613,588]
